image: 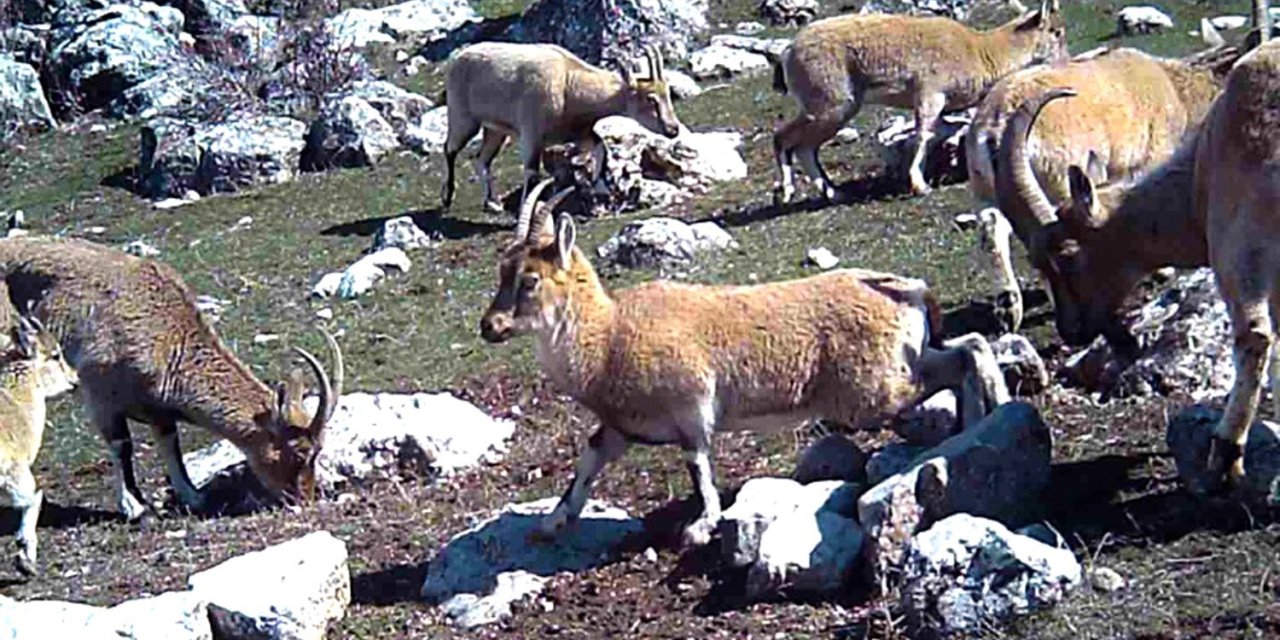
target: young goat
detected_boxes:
[997,38,1280,489]
[0,315,75,576]
[440,43,682,213]
[771,0,1066,202]
[480,181,1010,545]
[0,236,343,519]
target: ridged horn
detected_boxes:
[514,178,555,242]
[1000,87,1077,227]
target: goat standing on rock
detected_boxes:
[0,236,343,520]
[440,43,683,214]
[480,180,1010,546]
[772,0,1066,201]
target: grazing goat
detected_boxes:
[0,236,343,519]
[480,180,1010,545]
[0,315,75,576]
[967,36,1238,330]
[440,43,682,213]
[771,0,1066,202]
[999,37,1280,489]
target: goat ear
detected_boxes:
[1064,165,1104,235]
[555,214,576,271]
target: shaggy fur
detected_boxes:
[0,236,342,519]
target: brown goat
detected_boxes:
[999,39,1280,490]
[0,236,343,519]
[771,0,1066,202]
[480,181,1009,546]
[441,43,682,213]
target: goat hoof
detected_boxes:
[13,552,36,578]
[1196,436,1246,496]
[772,187,793,208]
[909,182,932,197]
[483,199,504,215]
[681,518,716,548]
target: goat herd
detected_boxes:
[0,0,1277,624]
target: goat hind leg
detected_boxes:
[150,419,204,512]
[91,403,148,520]
[538,427,629,538]
[678,400,721,547]
[908,92,945,196]
[440,118,480,210]
[5,467,41,576]
[473,128,508,214]
[1209,299,1273,487]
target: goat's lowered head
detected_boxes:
[616,45,682,138]
[251,329,344,504]
[481,178,580,344]
[9,314,75,398]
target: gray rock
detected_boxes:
[224,16,285,70]
[0,591,212,640]
[303,96,400,170]
[689,44,771,79]
[1166,404,1280,503]
[745,481,863,598]
[347,80,433,144]
[168,0,248,35]
[197,116,307,194]
[993,333,1048,395]
[858,402,1052,585]
[0,24,49,69]
[1063,269,1232,401]
[596,217,737,269]
[404,106,448,153]
[719,477,807,568]
[335,247,411,298]
[795,433,867,483]
[373,216,435,251]
[708,34,792,59]
[506,0,708,64]
[421,498,642,628]
[865,442,928,485]
[1117,6,1173,35]
[875,111,972,187]
[325,0,480,49]
[139,118,201,199]
[188,531,350,640]
[123,239,160,257]
[1088,566,1126,593]
[806,247,840,270]
[664,69,703,100]
[0,56,56,139]
[107,591,212,640]
[758,0,818,26]
[185,392,514,495]
[895,390,959,447]
[901,513,1081,638]
[1016,522,1066,549]
[735,20,767,34]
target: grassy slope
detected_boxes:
[1,0,1277,637]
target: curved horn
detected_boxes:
[1255,0,1271,44]
[998,87,1077,228]
[617,57,635,86]
[647,45,664,80]
[514,178,555,242]
[319,328,342,423]
[293,345,332,437]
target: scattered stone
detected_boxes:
[325,0,480,49]
[185,392,515,493]
[1117,5,1173,35]
[1166,404,1280,503]
[795,433,867,484]
[315,308,334,320]
[858,402,1052,584]
[894,390,959,447]
[504,0,709,64]
[735,21,767,34]
[421,499,642,628]
[337,247,411,298]
[311,272,345,299]
[900,513,1082,638]
[664,69,703,100]
[0,591,211,640]
[404,106,449,153]
[373,216,434,251]
[1209,15,1248,30]
[123,239,160,257]
[0,57,57,139]
[992,333,1049,395]
[758,0,818,26]
[346,80,433,145]
[833,126,861,145]
[1063,268,1232,402]
[198,116,307,194]
[865,443,928,485]
[708,34,792,59]
[1088,566,1126,593]
[168,0,249,35]
[303,95,400,170]
[875,111,972,187]
[252,333,279,345]
[689,44,771,79]
[596,217,737,269]
[806,247,840,270]
[189,531,350,640]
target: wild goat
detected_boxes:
[0,236,343,519]
[440,42,682,214]
[999,37,1280,489]
[480,180,1010,545]
[966,36,1238,330]
[771,0,1066,202]
[0,315,75,576]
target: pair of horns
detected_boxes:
[619,45,665,84]
[514,178,575,243]
[287,328,344,445]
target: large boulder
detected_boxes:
[139,118,202,198]
[758,0,818,26]
[0,591,212,640]
[188,532,350,640]
[0,24,50,69]
[0,56,56,138]
[325,0,480,49]
[421,499,642,628]
[717,477,864,598]
[506,0,709,63]
[168,0,249,35]
[198,115,307,193]
[1064,268,1232,401]
[346,80,433,145]
[858,402,1052,585]
[794,433,868,484]
[1166,404,1280,502]
[302,95,400,170]
[901,514,1081,638]
[596,217,737,269]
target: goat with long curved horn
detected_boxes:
[514,177,555,241]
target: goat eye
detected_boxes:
[519,274,540,291]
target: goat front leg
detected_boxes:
[538,426,629,539]
[918,333,1010,430]
[151,419,204,512]
[908,91,945,196]
[91,403,148,520]
[4,466,42,576]
[473,128,508,214]
[976,207,1023,332]
[679,400,721,547]
[1208,299,1273,490]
